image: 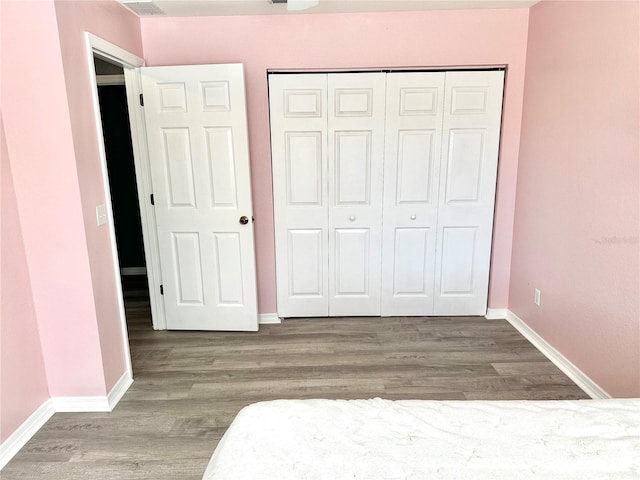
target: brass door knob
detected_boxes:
[239,216,249,225]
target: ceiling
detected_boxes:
[120,0,539,17]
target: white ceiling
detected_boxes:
[121,0,539,17]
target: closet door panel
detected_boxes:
[381,72,445,316]
[270,74,329,317]
[328,73,386,316]
[335,131,372,205]
[287,229,324,297]
[285,131,323,205]
[391,227,431,295]
[434,71,504,316]
[335,228,370,295]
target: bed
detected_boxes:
[203,398,640,479]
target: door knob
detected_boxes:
[239,216,249,225]
[410,215,416,220]
[349,215,356,221]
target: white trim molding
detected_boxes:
[122,57,167,331]
[485,308,508,320]
[0,400,55,470]
[85,32,144,377]
[86,33,144,68]
[505,310,611,400]
[51,396,110,413]
[259,313,282,325]
[0,373,133,469]
[108,372,134,410]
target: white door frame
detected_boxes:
[85,33,167,355]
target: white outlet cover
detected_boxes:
[96,204,108,226]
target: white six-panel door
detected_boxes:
[433,71,504,315]
[328,73,386,316]
[270,70,504,318]
[381,72,445,316]
[142,64,258,330]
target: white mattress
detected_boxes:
[203,398,640,479]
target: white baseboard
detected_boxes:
[259,313,281,325]
[108,372,133,410]
[505,310,611,400]
[120,267,146,276]
[485,308,508,320]
[0,399,55,470]
[52,372,133,412]
[51,396,110,413]
[0,372,133,469]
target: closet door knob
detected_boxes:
[349,215,356,221]
[239,216,249,225]
[410,215,416,220]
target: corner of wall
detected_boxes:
[507,1,640,397]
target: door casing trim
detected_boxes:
[85,32,166,346]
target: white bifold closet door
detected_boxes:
[270,70,504,318]
[270,74,330,317]
[433,71,504,315]
[328,73,386,316]
[382,70,504,316]
[381,72,446,316]
[270,73,386,317]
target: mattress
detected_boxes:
[203,398,640,479]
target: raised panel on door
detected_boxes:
[335,131,372,205]
[334,228,370,295]
[391,226,432,294]
[162,128,197,207]
[438,226,478,296]
[443,129,485,204]
[287,229,324,298]
[171,232,204,304]
[433,70,504,316]
[286,132,323,206]
[206,127,238,208]
[142,64,258,330]
[269,74,329,317]
[212,232,244,305]
[328,73,386,317]
[381,72,445,316]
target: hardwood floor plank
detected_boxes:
[1,275,589,479]
[491,361,566,376]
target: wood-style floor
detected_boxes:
[3,275,587,479]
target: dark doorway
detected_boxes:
[94,56,151,329]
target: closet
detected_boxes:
[269,70,504,318]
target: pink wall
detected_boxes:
[1,0,107,398]
[509,1,640,397]
[0,0,142,444]
[141,8,530,313]
[0,115,50,443]
[54,0,143,393]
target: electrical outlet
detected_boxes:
[534,288,541,306]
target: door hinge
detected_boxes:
[160,284,164,295]
[139,93,144,106]
[150,193,155,205]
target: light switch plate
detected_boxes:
[96,204,108,226]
